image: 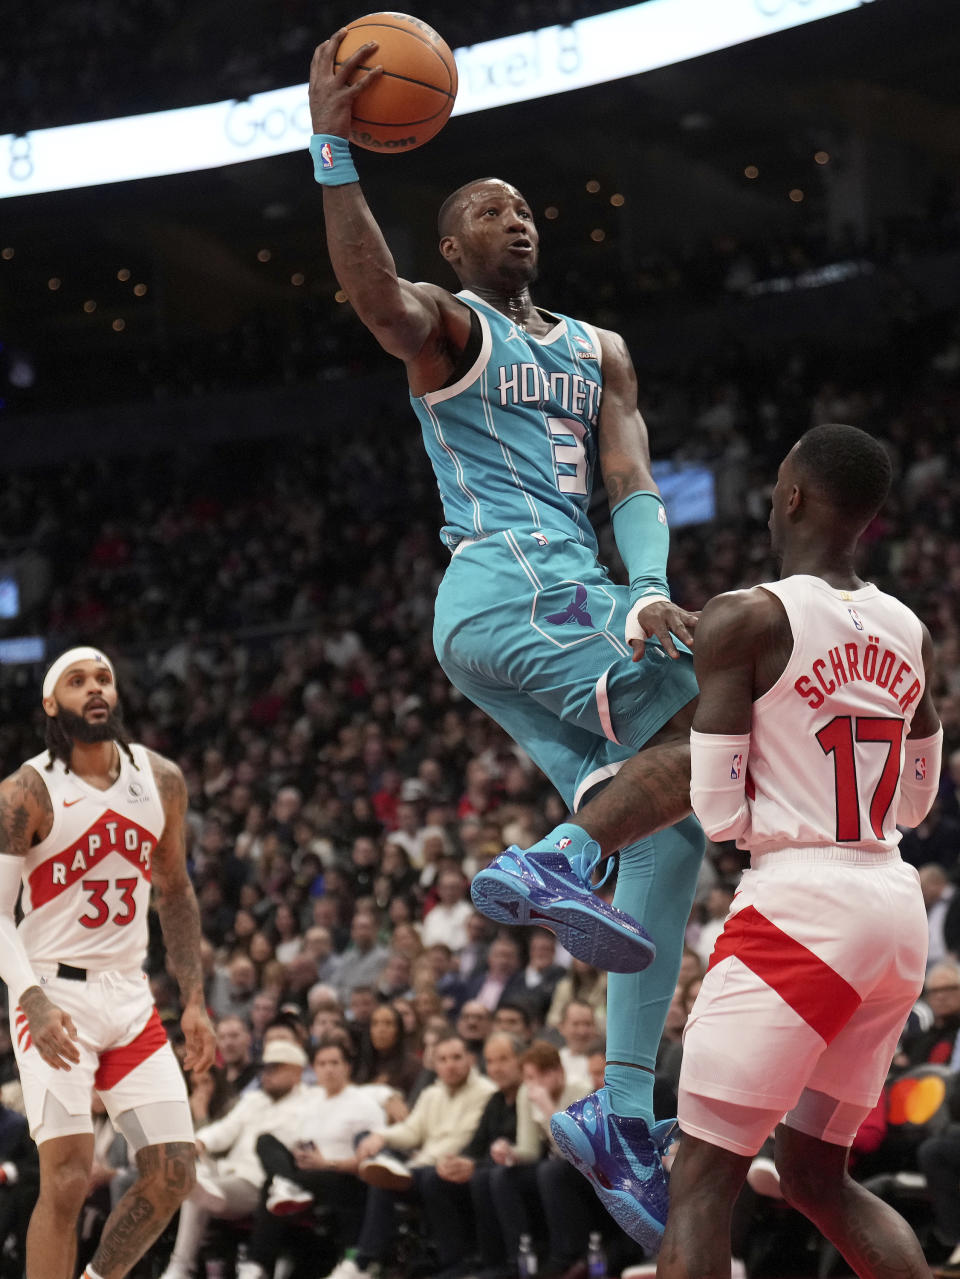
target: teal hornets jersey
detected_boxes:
[410,290,604,551]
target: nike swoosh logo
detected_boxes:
[63,797,83,807]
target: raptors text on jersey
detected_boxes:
[743,576,925,855]
[18,744,165,970]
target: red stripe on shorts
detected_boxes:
[707,904,861,1043]
[95,1008,167,1091]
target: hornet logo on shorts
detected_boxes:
[847,607,864,631]
[730,753,743,781]
[915,756,927,782]
[546,585,594,628]
[320,142,334,170]
[531,532,549,547]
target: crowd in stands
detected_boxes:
[0,0,627,131]
[0,304,953,1273]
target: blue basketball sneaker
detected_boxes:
[469,842,655,973]
[550,1086,676,1251]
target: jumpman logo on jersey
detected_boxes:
[546,585,594,628]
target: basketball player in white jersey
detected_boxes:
[0,647,216,1279]
[658,424,942,1279]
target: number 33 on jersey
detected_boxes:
[17,744,164,969]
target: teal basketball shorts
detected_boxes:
[433,527,698,810]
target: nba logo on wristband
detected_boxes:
[320,142,334,170]
[730,753,743,781]
[915,756,926,781]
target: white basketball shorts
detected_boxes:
[13,967,192,1146]
[679,847,927,1155]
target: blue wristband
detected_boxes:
[309,134,359,186]
[610,490,671,601]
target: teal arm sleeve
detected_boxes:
[610,490,670,602]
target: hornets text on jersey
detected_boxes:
[411,290,604,551]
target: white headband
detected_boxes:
[42,647,116,701]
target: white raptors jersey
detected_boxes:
[18,744,165,970]
[743,575,926,855]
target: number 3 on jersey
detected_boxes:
[816,716,904,842]
[80,877,139,928]
[548,417,588,496]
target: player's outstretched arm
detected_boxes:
[148,753,216,1076]
[596,328,698,660]
[308,33,443,362]
[0,766,80,1069]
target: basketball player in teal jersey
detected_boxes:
[309,34,705,1249]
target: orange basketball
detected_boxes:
[335,12,458,153]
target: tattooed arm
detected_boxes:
[148,752,216,1076]
[0,766,80,1069]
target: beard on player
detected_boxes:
[44,695,137,771]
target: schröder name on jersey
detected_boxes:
[495,363,601,422]
[794,634,921,713]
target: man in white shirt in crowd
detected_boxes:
[159,1041,310,1279]
[239,1036,385,1279]
[422,868,475,952]
[558,999,601,1083]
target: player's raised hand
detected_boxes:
[627,599,700,661]
[308,32,383,138]
[181,1001,216,1077]
[21,990,80,1070]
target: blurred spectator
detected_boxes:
[464,934,528,1011]
[246,1036,384,1279]
[347,1033,496,1279]
[160,1040,310,1279]
[920,865,956,969]
[901,963,960,1067]
[433,1031,524,1279]
[190,1015,258,1128]
[355,1004,422,1099]
[518,929,566,1023]
[422,867,474,951]
[557,1000,600,1082]
[336,912,390,1002]
[547,958,608,1034]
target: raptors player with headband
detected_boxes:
[657,424,942,1279]
[0,647,216,1279]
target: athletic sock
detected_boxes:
[81,1267,105,1279]
[523,822,596,863]
[604,815,705,1120]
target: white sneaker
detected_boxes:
[358,1151,413,1191]
[731,1259,747,1279]
[746,1155,782,1200]
[236,1263,266,1279]
[266,1174,315,1215]
[157,1264,192,1279]
[324,1259,367,1279]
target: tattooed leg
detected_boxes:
[89,1141,196,1279]
[28,1133,94,1279]
[575,701,696,853]
[775,1125,929,1279]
